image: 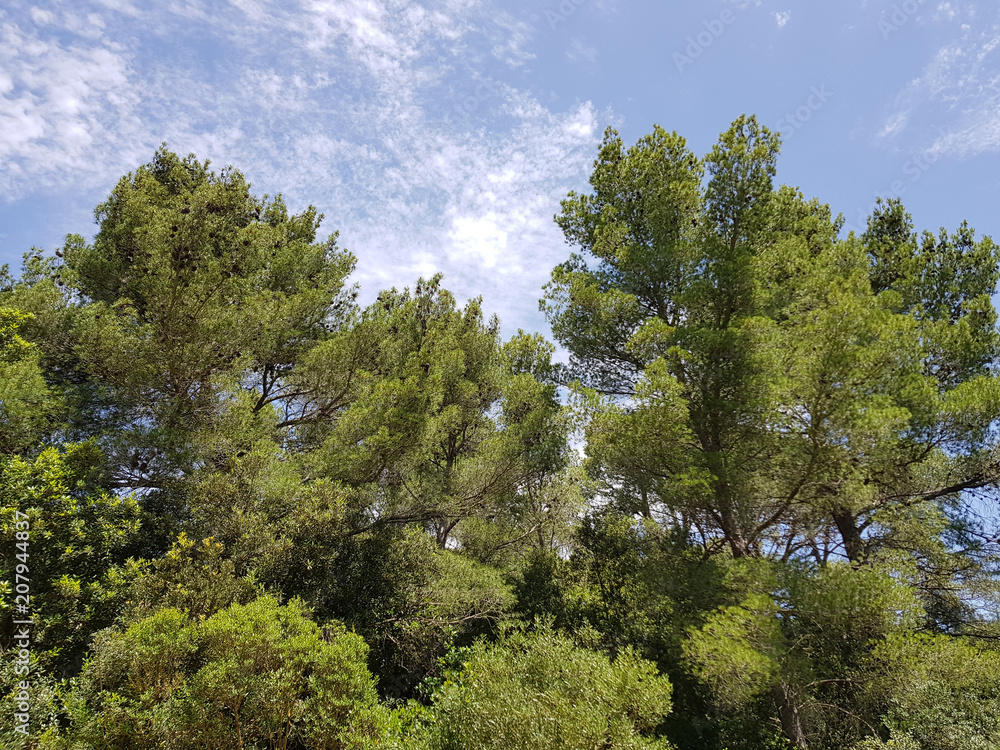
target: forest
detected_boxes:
[2,114,1000,749]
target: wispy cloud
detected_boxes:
[0,18,145,197]
[330,98,601,330]
[878,6,1000,157]
[0,0,603,334]
[879,110,910,139]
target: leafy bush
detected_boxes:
[51,596,388,749]
[392,628,674,750]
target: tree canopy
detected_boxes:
[2,125,1000,750]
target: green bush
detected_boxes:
[51,596,387,749]
[393,628,674,750]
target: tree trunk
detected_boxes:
[716,482,752,558]
[435,518,458,549]
[771,683,808,748]
[700,423,753,559]
[722,513,751,558]
[832,507,865,563]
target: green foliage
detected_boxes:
[863,634,1000,750]
[56,596,387,749]
[0,307,36,364]
[682,561,924,747]
[124,532,261,622]
[0,307,58,453]
[509,511,728,748]
[282,527,514,699]
[0,444,141,678]
[311,276,574,554]
[21,147,356,490]
[543,116,1000,747]
[391,627,674,750]
[683,590,782,711]
[544,116,1000,565]
[2,131,999,750]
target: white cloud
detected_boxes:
[29,8,55,25]
[448,214,508,269]
[879,110,910,139]
[0,0,604,334]
[93,0,139,12]
[935,2,959,22]
[0,21,145,198]
[774,10,791,28]
[878,9,1000,157]
[490,11,537,68]
[330,99,602,329]
[928,115,1000,157]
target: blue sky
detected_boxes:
[1,0,998,337]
